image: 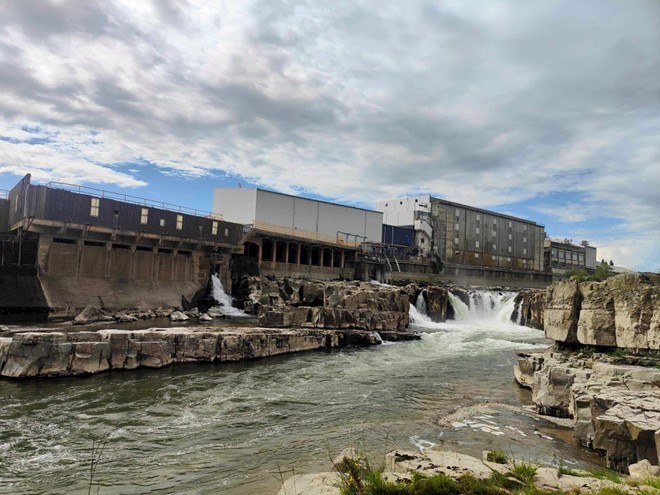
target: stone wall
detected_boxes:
[0,327,383,379]
[544,273,660,350]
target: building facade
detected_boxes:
[377,195,549,286]
[2,174,244,319]
[545,239,597,280]
[213,187,383,280]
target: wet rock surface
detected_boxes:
[0,327,384,379]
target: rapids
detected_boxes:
[0,289,602,495]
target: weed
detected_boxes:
[486,449,508,464]
[510,461,538,486]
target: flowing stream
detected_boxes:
[0,290,602,494]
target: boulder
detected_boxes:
[628,459,660,478]
[73,306,112,325]
[198,313,213,322]
[207,306,225,318]
[169,311,189,322]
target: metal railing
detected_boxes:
[44,181,223,220]
[0,189,8,199]
[250,220,363,247]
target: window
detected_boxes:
[415,199,418,203]
[579,253,585,264]
[160,218,166,227]
[476,214,481,221]
[399,201,403,205]
[455,208,460,215]
[455,223,459,230]
[523,225,528,232]
[475,240,480,248]
[140,208,148,225]
[523,236,527,243]
[492,243,496,250]
[493,219,497,225]
[212,221,218,235]
[420,238,425,244]
[176,214,183,230]
[454,237,459,245]
[523,248,527,255]
[508,246,512,253]
[552,248,558,259]
[385,203,388,207]
[476,227,480,234]
[90,197,99,217]
[508,233,512,240]
[491,230,496,237]
[509,221,513,228]
[507,257,511,262]
[475,253,479,258]
[224,228,229,236]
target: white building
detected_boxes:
[213,188,383,244]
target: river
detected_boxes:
[0,290,602,494]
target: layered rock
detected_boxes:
[246,278,411,332]
[0,327,383,379]
[545,273,660,350]
[512,289,545,329]
[515,348,660,470]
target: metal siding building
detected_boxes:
[213,188,383,243]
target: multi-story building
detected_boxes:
[377,196,549,286]
[213,187,383,279]
[544,238,597,280]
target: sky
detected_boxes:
[0,1,658,271]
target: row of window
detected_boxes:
[89,199,225,236]
[551,249,584,265]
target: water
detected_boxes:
[211,275,250,317]
[0,290,602,495]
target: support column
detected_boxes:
[171,249,178,281]
[129,245,137,280]
[75,239,84,279]
[152,247,159,281]
[340,250,345,269]
[296,242,301,268]
[285,242,290,264]
[105,242,113,278]
[319,247,324,268]
[330,249,335,268]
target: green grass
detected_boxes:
[510,461,538,485]
[485,449,508,464]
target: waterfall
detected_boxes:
[448,290,517,323]
[211,275,250,317]
[415,292,427,315]
[447,292,471,321]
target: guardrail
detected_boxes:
[251,221,363,247]
[0,189,8,200]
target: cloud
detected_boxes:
[0,0,658,269]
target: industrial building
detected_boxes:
[544,238,597,280]
[377,195,549,286]
[213,187,383,279]
[0,174,244,320]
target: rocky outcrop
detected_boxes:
[545,274,660,351]
[512,289,545,329]
[0,327,383,379]
[247,278,411,332]
[515,348,660,470]
[277,448,650,495]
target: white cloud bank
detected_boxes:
[0,0,658,270]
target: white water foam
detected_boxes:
[211,275,250,317]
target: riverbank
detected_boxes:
[513,273,660,472]
[278,447,660,494]
[0,326,421,379]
